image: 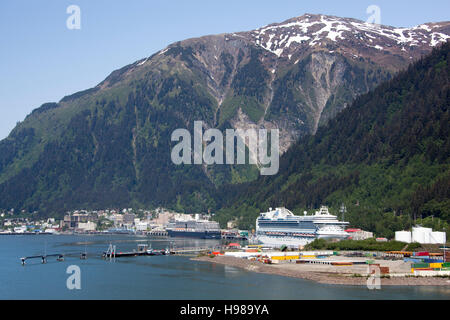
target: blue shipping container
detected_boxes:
[404,258,422,263]
[423,259,444,263]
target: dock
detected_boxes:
[2,232,52,236]
[170,247,212,255]
[102,243,170,259]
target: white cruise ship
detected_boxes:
[166,214,221,239]
[255,206,349,248]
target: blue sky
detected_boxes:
[0,0,449,139]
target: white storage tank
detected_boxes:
[412,227,432,244]
[395,231,412,243]
[430,232,446,244]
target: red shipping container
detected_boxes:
[380,267,390,274]
[416,252,429,256]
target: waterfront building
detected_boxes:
[63,212,98,230]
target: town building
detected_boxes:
[345,228,374,240]
[63,212,98,229]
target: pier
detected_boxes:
[20,251,90,265]
[1,232,52,236]
[20,243,218,264]
[21,254,64,265]
[101,243,216,259]
[147,230,168,237]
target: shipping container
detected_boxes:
[271,255,300,260]
[442,262,450,268]
[412,263,429,268]
[404,258,422,263]
[429,253,443,257]
[423,258,443,263]
[380,267,390,274]
[332,262,353,266]
[429,263,443,269]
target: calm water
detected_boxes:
[1,235,449,300]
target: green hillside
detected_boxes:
[216,42,450,239]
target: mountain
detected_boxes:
[216,42,450,239]
[0,14,449,216]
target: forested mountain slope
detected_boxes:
[0,14,448,217]
[216,42,450,239]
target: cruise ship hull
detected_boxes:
[167,230,221,239]
[256,235,313,248]
[256,234,349,248]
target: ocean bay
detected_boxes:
[1,235,449,300]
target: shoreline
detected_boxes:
[192,255,450,287]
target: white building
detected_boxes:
[108,214,124,226]
[77,221,97,232]
[346,229,373,240]
[136,221,149,232]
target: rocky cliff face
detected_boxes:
[1,14,449,215]
[86,14,450,151]
[105,14,449,151]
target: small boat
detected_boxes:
[147,249,166,256]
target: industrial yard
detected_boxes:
[193,247,450,286]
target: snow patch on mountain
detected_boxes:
[248,14,450,58]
